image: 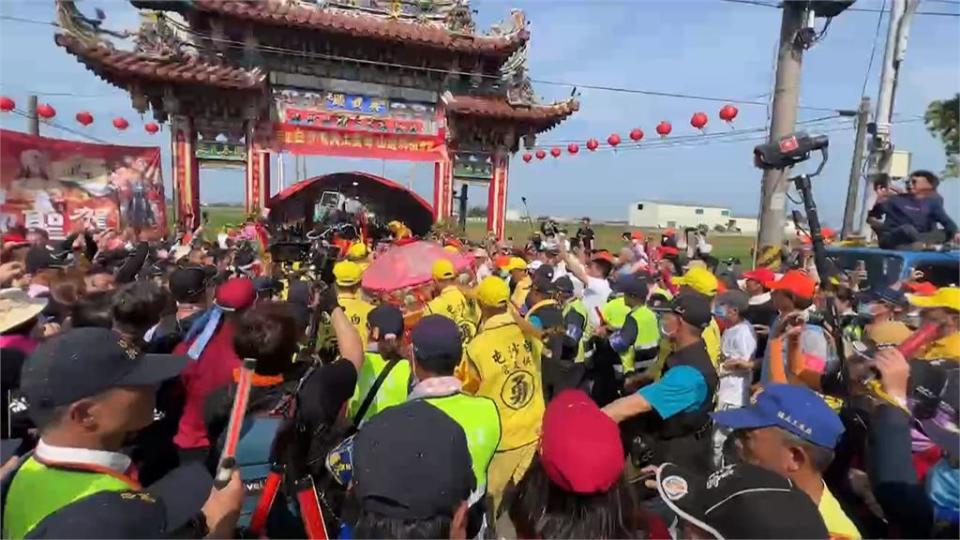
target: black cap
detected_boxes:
[368,304,404,338]
[617,273,649,299]
[554,276,574,295]
[22,328,188,413]
[168,266,212,302]
[659,292,713,329]
[531,275,556,295]
[25,246,69,274]
[411,315,463,361]
[858,287,908,308]
[656,462,829,539]
[533,264,555,282]
[353,400,474,520]
[25,462,213,538]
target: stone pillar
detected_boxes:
[487,150,509,240]
[433,155,454,222]
[245,121,271,216]
[171,116,200,230]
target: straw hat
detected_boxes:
[0,288,47,333]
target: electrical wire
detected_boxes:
[860,0,887,99]
[0,14,845,113]
[4,108,111,143]
[715,1,960,16]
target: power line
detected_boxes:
[5,109,110,143]
[715,1,960,16]
[1,14,846,113]
[860,0,887,99]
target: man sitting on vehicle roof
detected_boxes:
[867,170,959,250]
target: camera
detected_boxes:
[754,132,829,170]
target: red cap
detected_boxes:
[768,269,816,300]
[591,251,615,264]
[630,231,644,241]
[540,389,624,494]
[904,281,937,296]
[215,277,256,311]
[742,268,776,287]
[663,228,676,237]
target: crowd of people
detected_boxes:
[0,171,958,539]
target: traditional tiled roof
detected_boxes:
[55,33,266,90]
[445,94,579,126]
[190,0,528,57]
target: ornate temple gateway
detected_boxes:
[55,0,577,238]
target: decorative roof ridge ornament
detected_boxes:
[133,11,197,61]
[55,0,133,49]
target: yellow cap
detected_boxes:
[443,245,460,254]
[908,287,960,312]
[432,259,456,281]
[503,256,528,272]
[670,266,719,297]
[477,276,510,307]
[347,242,368,260]
[333,260,362,286]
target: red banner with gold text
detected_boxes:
[274,124,445,162]
[0,129,166,239]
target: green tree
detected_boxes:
[924,94,959,178]
[467,206,488,218]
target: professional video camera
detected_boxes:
[540,218,561,238]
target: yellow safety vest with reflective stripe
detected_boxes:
[426,285,478,340]
[3,457,136,539]
[562,298,589,362]
[460,312,544,451]
[624,305,660,372]
[423,393,501,497]
[348,351,412,425]
[338,292,374,348]
[601,295,633,369]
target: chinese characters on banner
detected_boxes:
[0,129,167,239]
[274,124,444,162]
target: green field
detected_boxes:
[192,205,756,263]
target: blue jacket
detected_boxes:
[868,194,958,236]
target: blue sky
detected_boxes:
[1,0,958,226]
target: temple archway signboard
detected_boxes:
[56,0,577,238]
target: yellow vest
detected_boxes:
[348,351,412,425]
[917,332,960,362]
[460,312,544,451]
[426,285,478,340]
[424,393,501,494]
[651,318,722,380]
[510,276,532,311]
[338,291,374,348]
[562,298,589,363]
[3,457,137,539]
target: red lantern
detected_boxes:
[522,153,533,163]
[535,149,546,160]
[36,104,56,119]
[112,117,129,130]
[144,122,159,134]
[75,111,93,126]
[586,138,599,151]
[656,121,672,137]
[567,143,579,155]
[607,134,621,147]
[690,112,708,131]
[0,96,14,112]
[629,128,644,142]
[719,104,739,123]
[550,147,562,158]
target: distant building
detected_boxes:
[628,200,738,230]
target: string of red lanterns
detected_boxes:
[0,96,163,135]
[519,103,739,163]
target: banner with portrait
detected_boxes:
[0,129,167,239]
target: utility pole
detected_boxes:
[856,0,919,236]
[755,2,807,269]
[457,184,468,233]
[27,95,39,136]
[841,96,871,238]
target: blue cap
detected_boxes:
[411,315,462,360]
[615,273,649,299]
[711,384,844,449]
[859,287,907,307]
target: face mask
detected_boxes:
[660,317,678,339]
[857,303,875,320]
[713,305,728,319]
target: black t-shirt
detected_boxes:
[296,359,358,429]
[576,227,595,250]
[743,298,777,328]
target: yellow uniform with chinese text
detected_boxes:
[459,311,544,512]
[426,285,479,340]
[338,291,374,348]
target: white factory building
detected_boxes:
[628,200,760,233]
